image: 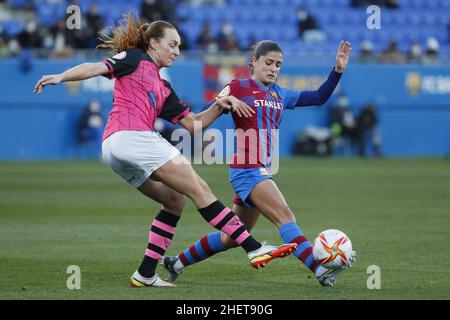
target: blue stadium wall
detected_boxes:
[0,58,449,159]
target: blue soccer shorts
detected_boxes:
[229,167,272,208]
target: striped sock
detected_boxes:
[178,232,226,267]
[138,210,180,278]
[198,200,261,253]
[279,221,318,273]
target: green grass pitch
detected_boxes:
[0,158,449,300]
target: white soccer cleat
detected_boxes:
[129,270,176,287]
[161,256,184,283]
[316,250,357,287]
[247,242,297,269]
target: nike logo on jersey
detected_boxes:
[252,90,261,94]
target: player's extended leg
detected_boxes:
[248,179,321,272]
[153,155,296,268]
[162,204,261,282]
[249,180,355,286]
[130,179,186,287]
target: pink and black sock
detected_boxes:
[198,200,261,253]
[138,209,180,278]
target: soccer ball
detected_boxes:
[312,229,353,269]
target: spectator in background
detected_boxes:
[17,21,42,49]
[384,0,399,8]
[85,3,104,48]
[7,38,20,57]
[408,41,423,63]
[78,99,105,144]
[246,34,258,51]
[351,0,398,8]
[423,37,440,65]
[196,22,218,52]
[49,20,74,58]
[297,6,326,42]
[358,40,376,62]
[142,0,176,23]
[351,0,371,6]
[296,6,326,43]
[378,39,407,63]
[356,102,382,158]
[41,29,55,51]
[17,22,42,73]
[216,22,240,51]
[329,92,358,155]
[65,0,87,48]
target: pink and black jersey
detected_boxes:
[102,48,190,141]
[220,69,342,169]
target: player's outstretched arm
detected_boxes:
[179,96,254,134]
[34,62,109,94]
[293,41,352,107]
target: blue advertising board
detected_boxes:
[0,57,449,159]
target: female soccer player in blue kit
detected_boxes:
[163,40,357,287]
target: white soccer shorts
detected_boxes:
[102,131,180,188]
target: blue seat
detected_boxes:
[274,0,291,6]
[2,19,25,37]
[406,11,422,25]
[302,0,321,7]
[409,0,426,9]
[35,1,66,27]
[435,29,447,42]
[423,12,438,26]
[437,12,449,24]
[221,9,239,22]
[319,0,334,6]
[281,27,298,41]
[424,0,440,9]
[176,4,191,20]
[258,0,274,6]
[8,0,29,7]
[391,13,408,25]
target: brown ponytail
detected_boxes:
[98,12,176,54]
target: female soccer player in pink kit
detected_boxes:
[163,40,357,287]
[34,15,296,287]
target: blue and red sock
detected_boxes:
[279,221,318,273]
[178,232,226,267]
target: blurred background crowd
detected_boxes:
[0,0,448,64]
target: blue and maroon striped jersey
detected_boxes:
[220,69,342,169]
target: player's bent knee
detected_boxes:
[199,178,213,196]
[280,207,296,224]
[163,193,186,214]
[269,206,296,227]
[188,177,214,202]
